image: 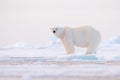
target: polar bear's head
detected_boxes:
[50,27,64,38]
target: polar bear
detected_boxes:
[51,26,101,54]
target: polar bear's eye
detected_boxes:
[55,28,58,31]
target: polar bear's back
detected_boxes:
[73,26,101,47]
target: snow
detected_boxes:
[0,36,120,79]
[0,64,120,77]
[0,35,120,61]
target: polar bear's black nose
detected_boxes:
[53,31,56,33]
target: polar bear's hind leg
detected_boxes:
[86,39,101,54]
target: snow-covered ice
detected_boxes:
[0,35,120,61]
[0,36,120,79]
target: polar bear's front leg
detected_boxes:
[62,38,74,54]
[62,40,70,54]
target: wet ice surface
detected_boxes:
[0,36,120,79]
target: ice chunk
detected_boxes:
[107,36,120,44]
[49,35,61,46]
[13,42,34,49]
[67,54,98,61]
[99,36,120,48]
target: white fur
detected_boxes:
[51,26,101,54]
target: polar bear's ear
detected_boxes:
[50,27,54,31]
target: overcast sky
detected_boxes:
[0,0,120,45]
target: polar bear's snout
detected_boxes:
[53,30,56,33]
